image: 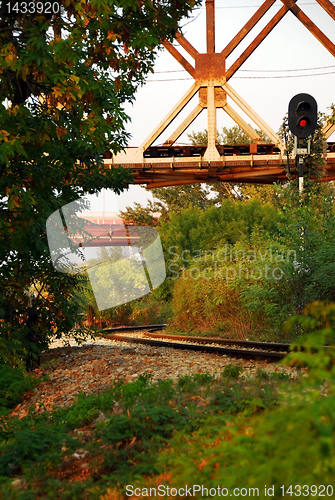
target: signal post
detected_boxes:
[288,94,318,194]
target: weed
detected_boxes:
[176,374,197,393]
[221,364,243,380]
[0,364,41,415]
[269,371,290,382]
[192,372,215,386]
[255,368,270,381]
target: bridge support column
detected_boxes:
[204,85,220,161]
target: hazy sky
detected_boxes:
[86,186,154,214]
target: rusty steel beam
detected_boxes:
[138,82,200,152]
[138,168,283,180]
[110,150,335,188]
[175,31,199,59]
[226,5,289,81]
[218,168,285,179]
[164,104,204,145]
[163,41,195,77]
[222,103,264,143]
[145,179,205,188]
[142,170,335,188]
[222,82,282,147]
[222,0,277,58]
[206,0,215,53]
[282,0,335,57]
[322,120,335,139]
[315,0,335,21]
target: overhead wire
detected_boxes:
[197,1,335,8]
[147,70,335,81]
[149,2,335,80]
[154,64,335,74]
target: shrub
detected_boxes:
[0,364,40,414]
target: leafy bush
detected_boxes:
[284,301,335,380]
[142,385,335,497]
[0,364,40,414]
[0,422,72,477]
[169,236,294,339]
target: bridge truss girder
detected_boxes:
[112,0,335,186]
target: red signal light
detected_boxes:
[288,94,317,138]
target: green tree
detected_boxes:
[220,125,252,144]
[159,198,282,255]
[274,185,335,313]
[188,125,271,145]
[120,184,212,226]
[187,129,219,145]
[0,0,199,368]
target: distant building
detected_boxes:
[78,211,124,226]
[76,211,138,247]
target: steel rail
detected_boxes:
[102,333,287,363]
[101,326,332,363]
[102,325,289,352]
[144,332,290,352]
[103,324,167,333]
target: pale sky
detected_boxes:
[86,185,155,214]
[91,0,335,212]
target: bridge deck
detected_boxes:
[104,144,335,188]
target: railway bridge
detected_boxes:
[104,0,335,188]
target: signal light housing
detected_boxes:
[288,93,317,139]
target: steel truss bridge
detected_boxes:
[106,0,335,188]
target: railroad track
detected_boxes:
[102,325,289,363]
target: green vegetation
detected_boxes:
[117,179,335,340]
[0,364,42,415]
[1,302,335,498]
[0,0,200,369]
[0,361,288,498]
[187,125,272,145]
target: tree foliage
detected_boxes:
[187,125,271,145]
[0,0,200,368]
[120,184,212,226]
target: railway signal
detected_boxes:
[288,94,318,194]
[288,93,317,139]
